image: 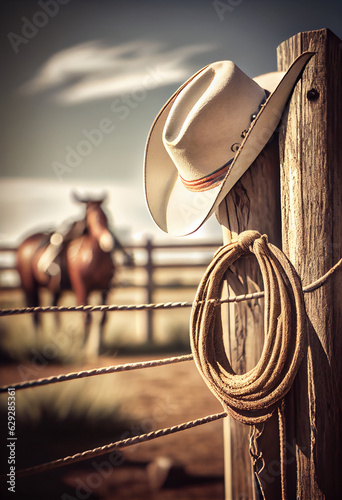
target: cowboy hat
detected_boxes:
[144,51,314,236]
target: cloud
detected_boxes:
[20,40,216,105]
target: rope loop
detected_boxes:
[190,230,307,425]
[237,229,263,252]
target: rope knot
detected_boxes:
[237,230,262,252]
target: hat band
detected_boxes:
[177,93,269,193]
[179,158,233,192]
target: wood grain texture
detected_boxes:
[277,29,342,499]
[217,138,282,499]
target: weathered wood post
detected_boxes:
[145,237,154,342]
[217,28,342,499]
[277,28,342,498]
[216,130,282,498]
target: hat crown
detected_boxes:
[162,61,266,182]
[144,51,313,235]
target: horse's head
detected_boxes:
[85,199,114,253]
[71,191,113,251]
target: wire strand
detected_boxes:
[1,411,227,481]
[0,256,340,318]
[0,354,193,393]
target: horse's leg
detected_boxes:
[30,287,40,334]
[17,255,40,330]
[85,309,92,348]
[76,289,91,351]
[52,290,61,330]
[99,289,109,355]
[24,286,40,330]
[70,275,93,358]
[22,285,43,349]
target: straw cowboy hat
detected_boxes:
[144,51,314,236]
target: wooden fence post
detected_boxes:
[216,135,282,497]
[145,238,154,343]
[277,29,342,498]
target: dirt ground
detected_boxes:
[0,353,225,500]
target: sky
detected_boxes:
[1,0,342,245]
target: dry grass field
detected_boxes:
[0,354,225,500]
[0,283,226,500]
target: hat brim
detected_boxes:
[144,52,314,236]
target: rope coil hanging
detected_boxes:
[190,230,307,425]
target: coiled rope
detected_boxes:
[190,230,307,424]
[190,230,308,499]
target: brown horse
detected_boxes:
[16,194,130,357]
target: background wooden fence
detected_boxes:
[0,239,222,342]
